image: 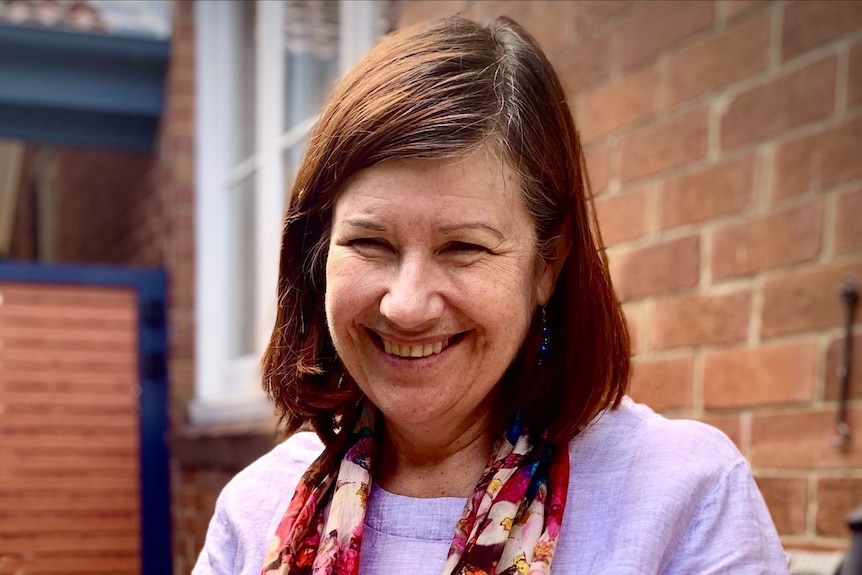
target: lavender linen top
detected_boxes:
[192,398,789,574]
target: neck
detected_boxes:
[375,410,495,498]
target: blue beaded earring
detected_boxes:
[538,306,551,365]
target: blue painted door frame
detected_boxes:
[0,260,171,575]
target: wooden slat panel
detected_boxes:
[0,282,135,307]
[0,495,139,512]
[0,535,140,554]
[0,325,135,346]
[0,302,136,322]
[1,347,135,364]
[0,554,138,574]
[0,432,136,450]
[0,517,137,534]
[0,357,134,374]
[0,476,137,493]
[0,314,133,333]
[0,281,141,575]
[0,391,136,409]
[1,384,135,399]
[0,454,137,471]
[0,369,134,386]
[1,406,136,419]
[0,412,133,429]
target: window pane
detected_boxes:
[283,0,340,131]
[228,0,256,166]
[227,174,257,358]
[282,136,309,204]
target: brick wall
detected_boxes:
[401,0,862,551]
[157,2,209,573]
[54,147,158,264]
[172,465,235,575]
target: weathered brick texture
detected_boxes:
[659,154,758,230]
[703,341,818,408]
[711,200,823,280]
[628,357,693,412]
[720,57,837,151]
[773,117,862,200]
[756,476,809,536]
[651,290,751,350]
[594,186,650,246]
[610,235,700,301]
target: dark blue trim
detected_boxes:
[0,24,168,150]
[0,260,172,575]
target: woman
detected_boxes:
[194,16,788,575]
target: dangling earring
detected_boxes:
[538,306,551,365]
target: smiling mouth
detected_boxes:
[380,337,451,359]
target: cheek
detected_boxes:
[325,251,379,331]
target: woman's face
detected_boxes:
[325,149,555,434]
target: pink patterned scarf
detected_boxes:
[261,403,569,575]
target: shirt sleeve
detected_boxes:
[664,459,790,574]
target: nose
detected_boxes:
[379,255,444,331]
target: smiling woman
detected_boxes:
[193,15,789,575]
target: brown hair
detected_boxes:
[262,16,630,445]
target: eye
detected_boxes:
[348,237,393,255]
[443,241,487,255]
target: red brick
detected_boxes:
[584,142,610,195]
[619,107,709,183]
[617,0,714,71]
[594,187,649,246]
[651,290,751,350]
[660,154,758,230]
[668,13,769,106]
[761,260,862,338]
[399,0,466,26]
[463,0,531,24]
[555,33,614,96]
[817,477,862,536]
[611,235,700,301]
[773,117,862,200]
[573,1,641,37]
[835,188,862,255]
[751,407,862,469]
[522,2,578,56]
[575,65,659,143]
[622,301,644,355]
[711,200,823,281]
[782,0,862,61]
[850,40,862,108]
[721,57,837,150]
[825,334,862,402]
[628,357,693,412]
[755,476,808,535]
[723,0,769,22]
[699,413,743,450]
[703,341,817,408]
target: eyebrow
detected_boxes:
[341,218,505,241]
[343,218,387,232]
[439,222,505,240]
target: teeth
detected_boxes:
[382,338,449,358]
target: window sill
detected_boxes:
[171,415,280,471]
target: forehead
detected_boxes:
[333,150,525,219]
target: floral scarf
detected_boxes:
[261,403,569,575]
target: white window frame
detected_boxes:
[191,0,379,424]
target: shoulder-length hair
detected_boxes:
[262,16,630,445]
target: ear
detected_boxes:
[535,238,569,306]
